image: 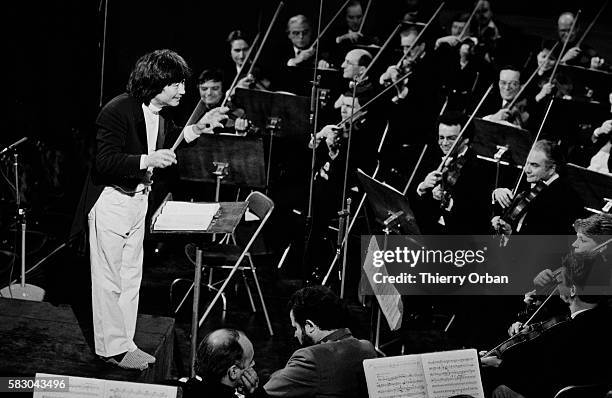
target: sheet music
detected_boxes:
[33,373,177,398]
[421,349,485,398]
[363,355,428,398]
[363,236,403,331]
[363,349,484,398]
[154,201,219,231]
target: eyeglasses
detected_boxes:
[289,29,310,37]
[499,80,520,88]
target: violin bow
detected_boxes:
[170,2,284,152]
[482,285,559,358]
[457,1,480,41]
[436,84,494,173]
[222,32,261,108]
[548,9,581,85]
[402,144,429,195]
[509,98,555,196]
[245,1,285,78]
[357,0,372,34]
[394,2,445,69]
[359,22,403,82]
[505,42,560,111]
[311,0,352,48]
[335,69,413,129]
[575,0,609,48]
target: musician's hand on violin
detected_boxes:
[434,35,460,49]
[236,75,255,90]
[593,119,612,142]
[533,268,555,287]
[321,125,341,148]
[418,171,443,194]
[590,57,605,70]
[561,47,581,64]
[493,188,513,208]
[491,216,512,236]
[234,117,249,135]
[478,352,502,368]
[379,65,400,85]
[194,106,229,135]
[337,31,363,44]
[294,47,315,65]
[491,108,511,122]
[317,59,331,69]
[524,289,536,305]
[508,321,523,337]
[535,83,554,102]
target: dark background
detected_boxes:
[4,0,612,221]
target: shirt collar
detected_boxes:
[319,328,352,343]
[570,307,592,319]
[145,102,162,115]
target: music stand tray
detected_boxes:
[559,64,612,104]
[177,133,266,189]
[566,163,612,214]
[471,118,533,168]
[233,87,310,140]
[356,169,421,235]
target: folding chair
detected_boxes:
[169,191,275,336]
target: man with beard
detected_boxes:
[262,286,377,397]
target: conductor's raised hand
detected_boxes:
[194,106,229,135]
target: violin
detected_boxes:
[438,154,468,210]
[500,180,546,229]
[484,313,570,359]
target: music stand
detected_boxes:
[177,133,266,194]
[559,64,612,104]
[566,163,612,214]
[471,118,533,189]
[274,66,342,97]
[150,194,248,379]
[356,169,421,353]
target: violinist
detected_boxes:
[412,111,494,234]
[327,1,379,68]
[194,69,250,135]
[556,12,603,70]
[379,26,426,102]
[532,213,612,295]
[224,30,271,92]
[282,15,330,69]
[481,66,530,130]
[480,253,612,398]
[491,140,583,236]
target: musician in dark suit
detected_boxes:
[481,253,612,398]
[492,140,583,236]
[262,286,377,398]
[72,49,227,370]
[412,111,495,234]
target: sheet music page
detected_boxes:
[104,379,177,398]
[154,201,219,231]
[33,373,177,398]
[34,373,105,398]
[421,349,485,398]
[363,236,403,331]
[363,355,428,398]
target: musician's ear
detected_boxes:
[569,285,577,298]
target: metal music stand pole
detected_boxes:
[0,146,45,301]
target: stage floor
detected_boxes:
[0,298,174,384]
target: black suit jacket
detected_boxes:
[70,93,182,237]
[517,177,583,235]
[499,304,612,397]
